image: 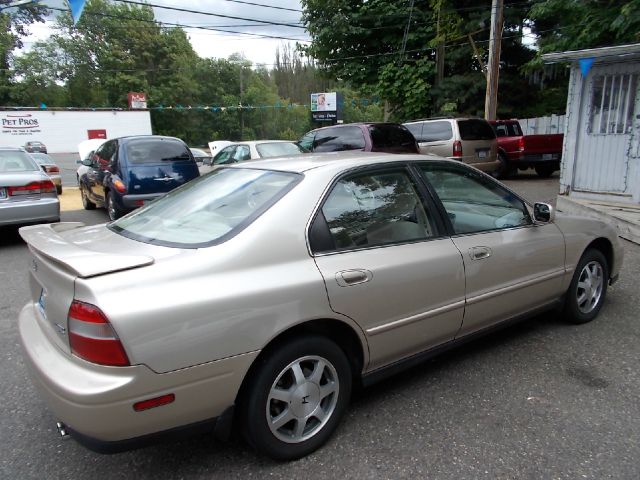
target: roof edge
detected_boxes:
[541,43,640,63]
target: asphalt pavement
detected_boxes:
[1,172,639,479]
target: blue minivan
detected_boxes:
[79,136,200,220]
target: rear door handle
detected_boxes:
[469,246,492,260]
[335,269,373,287]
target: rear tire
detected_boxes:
[56,185,62,195]
[106,191,124,221]
[80,186,96,210]
[239,335,352,460]
[563,249,609,324]
[494,152,512,179]
[535,164,555,178]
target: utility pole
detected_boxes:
[484,0,503,120]
[239,64,244,141]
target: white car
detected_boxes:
[200,140,306,174]
[76,139,107,184]
[207,140,232,157]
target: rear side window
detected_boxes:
[457,120,496,140]
[125,138,192,164]
[492,122,523,137]
[314,126,365,152]
[368,124,417,152]
[0,150,38,172]
[405,121,453,142]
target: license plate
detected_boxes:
[37,289,46,320]
[0,188,6,200]
[542,153,557,160]
[477,150,487,158]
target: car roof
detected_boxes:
[226,140,295,146]
[114,135,184,143]
[309,122,404,133]
[230,151,444,174]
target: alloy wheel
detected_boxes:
[576,260,604,314]
[266,355,339,444]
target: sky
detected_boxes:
[18,0,310,67]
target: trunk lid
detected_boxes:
[19,223,156,353]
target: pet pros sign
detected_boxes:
[1,113,41,136]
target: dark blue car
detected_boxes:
[79,136,200,220]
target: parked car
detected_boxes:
[18,151,622,460]
[189,148,212,165]
[489,119,564,178]
[299,123,419,154]
[0,147,59,226]
[29,152,62,194]
[208,140,232,157]
[76,138,107,184]
[200,140,306,173]
[24,141,47,153]
[403,117,499,174]
[78,135,200,221]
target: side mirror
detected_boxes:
[82,158,93,166]
[533,202,555,223]
[76,159,82,164]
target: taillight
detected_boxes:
[45,165,60,174]
[7,180,55,196]
[68,300,130,367]
[453,140,463,158]
[518,136,525,152]
[113,179,126,194]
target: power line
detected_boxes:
[113,0,304,28]
[216,0,301,13]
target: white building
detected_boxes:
[542,43,640,243]
[0,110,152,153]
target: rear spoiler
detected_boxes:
[19,222,154,278]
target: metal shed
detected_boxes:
[542,44,640,204]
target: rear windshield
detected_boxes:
[109,168,301,248]
[125,138,193,164]
[368,124,417,152]
[404,121,453,142]
[256,142,305,158]
[314,126,365,152]
[457,119,496,140]
[30,153,53,164]
[492,122,523,137]
[0,150,38,172]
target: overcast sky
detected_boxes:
[20,0,310,66]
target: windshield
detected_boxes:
[0,150,39,172]
[256,142,305,158]
[125,138,192,163]
[109,167,301,248]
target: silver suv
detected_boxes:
[404,117,499,173]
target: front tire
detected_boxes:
[239,336,352,460]
[494,152,512,180]
[80,185,96,210]
[563,249,609,324]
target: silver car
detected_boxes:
[18,152,622,460]
[200,140,306,173]
[29,152,63,194]
[1,147,60,227]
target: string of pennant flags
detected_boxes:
[3,97,383,112]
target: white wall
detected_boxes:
[519,114,566,135]
[0,110,152,153]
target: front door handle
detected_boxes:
[335,269,373,287]
[469,246,492,260]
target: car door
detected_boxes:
[417,162,566,337]
[310,165,466,370]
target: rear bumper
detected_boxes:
[18,303,258,446]
[450,157,501,173]
[121,193,164,209]
[0,197,59,226]
[507,152,561,165]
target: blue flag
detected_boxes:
[67,0,86,25]
[579,57,595,77]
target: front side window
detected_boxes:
[213,145,237,165]
[233,145,251,161]
[319,169,436,251]
[589,74,637,135]
[110,168,301,248]
[419,163,531,234]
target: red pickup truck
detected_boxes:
[489,120,563,178]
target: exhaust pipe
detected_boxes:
[56,422,70,440]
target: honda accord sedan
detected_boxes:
[18,152,623,460]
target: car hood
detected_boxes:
[19,222,181,278]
